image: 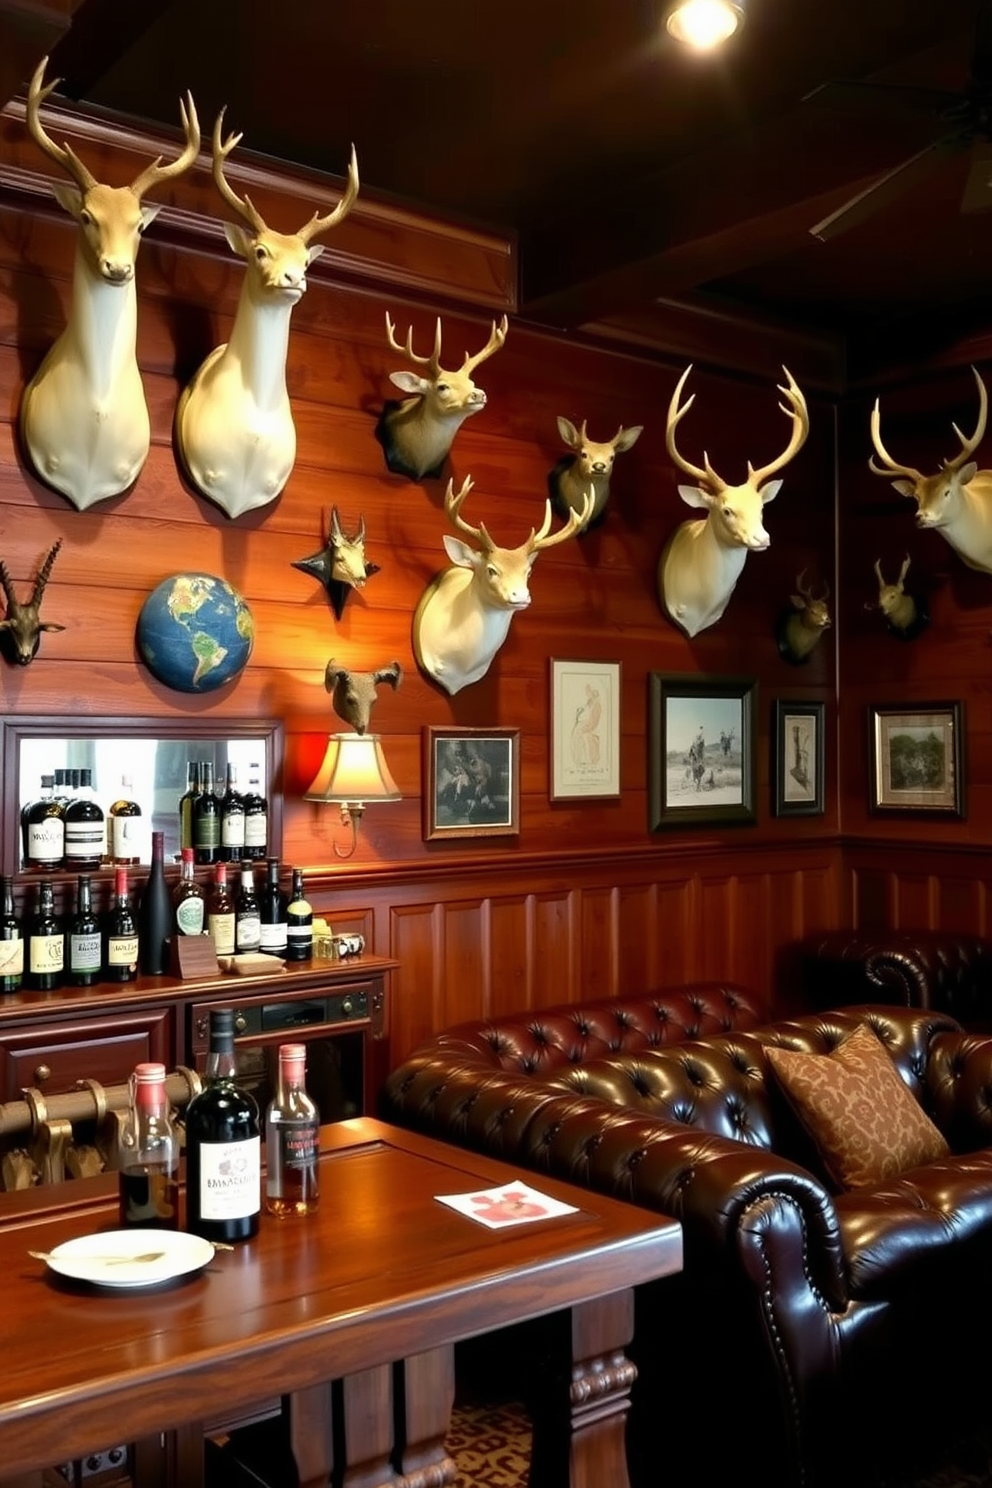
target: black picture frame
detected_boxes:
[648,673,757,829]
[423,726,521,841]
[868,702,964,818]
[772,700,825,817]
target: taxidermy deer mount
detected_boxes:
[0,540,65,665]
[292,507,380,620]
[325,659,402,734]
[869,554,929,641]
[175,110,359,520]
[19,58,200,511]
[776,570,831,664]
[375,313,508,481]
[548,418,643,527]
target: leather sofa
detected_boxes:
[382,992,992,1488]
[798,928,992,1028]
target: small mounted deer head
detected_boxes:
[776,569,831,664]
[292,507,380,620]
[324,660,403,734]
[0,540,65,665]
[548,417,643,527]
[869,554,929,640]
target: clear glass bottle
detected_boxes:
[220,762,245,862]
[68,875,102,987]
[235,861,261,954]
[259,857,288,957]
[138,830,172,975]
[118,1062,179,1230]
[242,763,267,860]
[265,1043,319,1218]
[207,862,236,956]
[185,1008,260,1243]
[173,846,206,938]
[0,875,23,992]
[27,880,63,991]
[193,760,221,865]
[104,867,138,983]
[109,774,143,866]
[285,869,313,962]
[179,761,200,854]
[25,774,64,873]
[63,766,106,870]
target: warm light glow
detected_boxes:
[304,733,401,804]
[666,0,742,49]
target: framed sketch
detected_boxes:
[648,673,757,829]
[772,700,825,817]
[869,702,963,817]
[549,658,622,801]
[423,726,520,841]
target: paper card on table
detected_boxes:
[435,1180,579,1229]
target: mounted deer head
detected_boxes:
[175,110,359,520]
[776,569,831,664]
[324,659,403,734]
[869,366,992,576]
[413,476,592,695]
[658,364,809,637]
[292,507,380,620]
[870,554,929,640]
[0,540,65,665]
[549,417,643,526]
[375,313,508,481]
[19,59,200,510]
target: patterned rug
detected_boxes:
[448,1397,531,1488]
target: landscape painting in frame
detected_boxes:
[869,703,963,817]
[648,673,757,829]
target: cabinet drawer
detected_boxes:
[0,1009,174,1099]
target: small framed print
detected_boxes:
[772,700,825,817]
[648,672,757,829]
[869,702,963,817]
[423,727,520,841]
[549,658,621,801]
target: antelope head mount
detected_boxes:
[869,366,992,576]
[658,364,809,638]
[413,475,592,695]
[19,59,200,510]
[175,110,359,520]
[292,507,380,620]
[776,569,831,665]
[549,417,643,527]
[870,554,929,640]
[375,313,508,481]
[324,659,403,735]
[0,540,65,665]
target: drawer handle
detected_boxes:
[34,1063,52,1085]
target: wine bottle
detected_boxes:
[139,830,172,974]
[207,862,236,956]
[105,867,138,983]
[25,774,64,873]
[119,1062,179,1230]
[26,880,63,991]
[179,761,200,853]
[0,876,24,992]
[173,846,206,938]
[220,762,245,862]
[184,1007,260,1243]
[259,857,288,957]
[265,1043,319,1218]
[242,762,267,860]
[63,767,106,870]
[285,869,313,962]
[235,861,261,954]
[193,761,221,865]
[67,875,102,987]
[20,774,53,869]
[109,774,143,866]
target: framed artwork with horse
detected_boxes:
[423,726,520,841]
[648,673,757,829]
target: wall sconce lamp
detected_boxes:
[303,732,401,859]
[665,0,743,49]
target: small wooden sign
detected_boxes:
[171,934,220,980]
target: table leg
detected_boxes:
[395,1347,457,1486]
[336,1364,398,1488]
[290,1385,335,1488]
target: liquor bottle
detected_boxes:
[118,1062,179,1230]
[285,869,313,962]
[26,880,63,991]
[193,760,221,865]
[104,867,139,983]
[207,862,236,956]
[67,875,102,987]
[235,861,261,954]
[24,774,64,872]
[259,858,288,957]
[242,762,267,861]
[63,767,106,870]
[265,1043,319,1218]
[220,762,245,862]
[184,1007,260,1243]
[109,774,143,866]
[179,761,201,853]
[139,831,173,975]
[0,876,23,992]
[173,846,207,938]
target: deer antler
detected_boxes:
[665,365,726,493]
[443,476,493,547]
[945,365,988,471]
[129,93,200,199]
[385,313,443,379]
[297,146,359,244]
[526,490,593,552]
[26,58,96,191]
[211,107,266,234]
[869,401,924,483]
[461,316,509,375]
[748,368,810,487]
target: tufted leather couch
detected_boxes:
[798,928,992,1028]
[383,994,992,1488]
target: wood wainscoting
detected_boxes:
[842,840,992,937]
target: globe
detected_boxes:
[136,574,254,693]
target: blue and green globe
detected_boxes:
[137,574,254,693]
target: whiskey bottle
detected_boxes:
[105,867,139,983]
[0,876,23,992]
[185,1008,260,1243]
[67,875,102,987]
[25,774,64,872]
[285,869,313,962]
[63,767,106,871]
[235,861,261,954]
[207,862,236,957]
[109,774,143,866]
[173,846,206,938]
[27,880,63,990]
[265,1043,319,1218]
[119,1062,179,1230]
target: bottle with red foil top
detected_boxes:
[105,866,138,982]
[265,1043,319,1218]
[118,1061,179,1229]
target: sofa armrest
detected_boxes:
[800,930,992,1026]
[926,1029,992,1148]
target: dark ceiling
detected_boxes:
[4,0,992,371]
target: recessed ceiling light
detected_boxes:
[666,0,744,50]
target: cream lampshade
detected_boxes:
[303,732,401,858]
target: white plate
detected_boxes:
[40,1229,215,1288]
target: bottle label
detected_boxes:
[65,823,106,857]
[194,816,221,850]
[0,937,23,976]
[208,912,236,956]
[198,1137,261,1220]
[222,812,246,848]
[236,913,261,951]
[70,932,102,971]
[259,922,288,951]
[108,934,139,967]
[244,814,267,848]
[176,897,205,935]
[27,821,64,862]
[30,934,64,974]
[112,816,142,859]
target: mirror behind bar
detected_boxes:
[1,717,284,876]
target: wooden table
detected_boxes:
[0,1118,682,1488]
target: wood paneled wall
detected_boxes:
[0,98,842,1067]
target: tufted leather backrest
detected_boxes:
[799,930,992,1028]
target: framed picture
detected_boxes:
[648,673,757,829]
[423,727,520,841]
[772,700,825,817]
[869,702,964,817]
[549,658,622,801]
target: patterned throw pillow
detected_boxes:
[765,1022,949,1190]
